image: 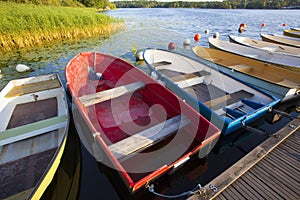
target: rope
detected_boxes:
[272,109,300,120]
[146,183,204,199]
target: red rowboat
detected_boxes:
[65,52,221,193]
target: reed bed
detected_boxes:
[0,2,124,52]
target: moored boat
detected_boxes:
[260,33,300,48]
[192,46,300,103]
[283,29,300,38]
[0,73,69,199]
[65,52,221,193]
[209,37,300,71]
[143,49,279,135]
[229,34,300,57]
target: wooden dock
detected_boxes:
[188,117,300,200]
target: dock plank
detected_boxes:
[259,159,299,193]
[263,152,299,180]
[240,175,271,199]
[188,118,300,200]
[239,174,277,199]
[251,165,298,198]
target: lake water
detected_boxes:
[0,8,299,200]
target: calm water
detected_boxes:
[0,8,299,200]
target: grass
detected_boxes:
[0,2,124,52]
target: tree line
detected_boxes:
[0,0,116,9]
[113,0,300,9]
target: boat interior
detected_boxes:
[75,55,218,182]
[0,75,68,199]
[193,47,300,87]
[148,58,274,122]
[0,75,67,146]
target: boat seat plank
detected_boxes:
[170,73,200,82]
[152,61,172,67]
[204,90,254,110]
[5,79,61,98]
[109,115,189,160]
[214,101,245,118]
[79,81,145,107]
[170,73,207,88]
[0,115,68,146]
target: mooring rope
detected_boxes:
[146,183,205,199]
[272,109,300,120]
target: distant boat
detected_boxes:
[143,49,279,135]
[0,73,69,199]
[65,52,221,193]
[260,33,300,48]
[229,34,300,57]
[208,37,300,71]
[192,46,300,103]
[283,29,300,38]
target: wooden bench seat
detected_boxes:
[170,72,209,89]
[0,115,68,146]
[108,115,189,161]
[204,90,254,110]
[152,61,172,70]
[5,79,61,98]
[79,81,145,107]
[152,61,172,67]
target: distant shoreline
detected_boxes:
[113,0,300,10]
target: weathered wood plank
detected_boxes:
[204,90,253,109]
[251,165,298,198]
[204,94,231,108]
[152,61,172,69]
[188,118,300,200]
[271,148,300,169]
[170,73,199,82]
[0,115,68,146]
[237,175,263,199]
[79,81,145,107]
[239,175,275,199]
[221,186,240,199]
[170,73,206,89]
[259,159,299,192]
[109,115,189,160]
[280,139,300,153]
[5,79,61,98]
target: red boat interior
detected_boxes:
[66,52,220,192]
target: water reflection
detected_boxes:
[41,116,81,200]
[1,8,299,199]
